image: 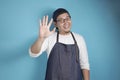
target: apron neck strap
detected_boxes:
[70,32,77,44]
[56,31,77,44]
[57,31,59,42]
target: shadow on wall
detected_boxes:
[0,8,56,80]
[0,8,55,64]
[0,35,48,80]
[0,37,33,65]
[108,0,120,24]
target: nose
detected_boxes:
[63,19,68,23]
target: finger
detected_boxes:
[40,19,42,27]
[52,27,56,32]
[39,19,42,34]
[45,15,48,26]
[42,16,45,26]
[47,18,53,29]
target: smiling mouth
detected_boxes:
[64,25,69,29]
[63,24,70,29]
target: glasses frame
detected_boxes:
[56,16,71,23]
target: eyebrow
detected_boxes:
[57,16,70,19]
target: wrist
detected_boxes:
[38,36,45,41]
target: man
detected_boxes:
[29,8,90,80]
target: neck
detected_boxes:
[58,31,71,35]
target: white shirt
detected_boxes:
[29,32,90,70]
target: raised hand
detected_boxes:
[39,16,56,38]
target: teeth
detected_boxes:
[64,26,69,29]
[64,24,69,28]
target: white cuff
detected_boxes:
[29,48,40,57]
[80,64,90,70]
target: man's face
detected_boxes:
[55,13,72,35]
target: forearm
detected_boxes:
[31,37,45,54]
[82,69,90,80]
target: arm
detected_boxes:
[82,69,90,80]
[78,35,90,80]
[31,16,55,54]
[31,37,45,54]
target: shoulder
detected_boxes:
[72,32,84,40]
[45,32,57,42]
[47,32,57,39]
[72,32,87,47]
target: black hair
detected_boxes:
[52,8,71,22]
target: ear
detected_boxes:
[53,21,58,28]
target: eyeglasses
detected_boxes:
[56,16,71,23]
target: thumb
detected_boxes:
[52,27,56,32]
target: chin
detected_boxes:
[65,28,71,31]
[64,30,71,33]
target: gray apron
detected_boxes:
[45,32,83,80]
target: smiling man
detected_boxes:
[29,8,90,80]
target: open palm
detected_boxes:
[39,16,55,38]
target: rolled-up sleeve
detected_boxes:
[77,35,90,70]
[29,38,48,58]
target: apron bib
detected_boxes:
[45,32,83,80]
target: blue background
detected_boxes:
[0,0,120,80]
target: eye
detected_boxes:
[57,19,62,22]
[56,16,71,23]
[66,17,71,21]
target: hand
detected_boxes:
[39,16,55,38]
